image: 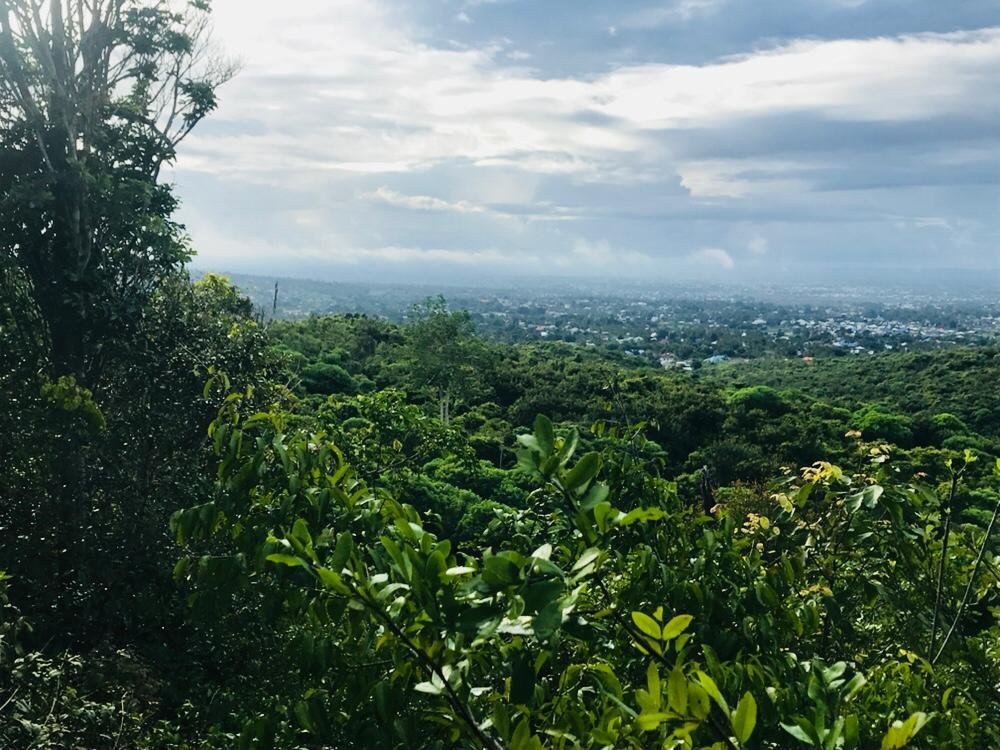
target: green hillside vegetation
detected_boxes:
[706,348,1000,441]
[2,4,999,749]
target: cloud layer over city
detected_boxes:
[171,0,1000,282]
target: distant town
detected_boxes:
[214,271,1000,368]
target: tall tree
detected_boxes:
[0,0,235,381]
[406,296,488,423]
[0,0,238,645]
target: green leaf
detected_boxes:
[782,719,817,745]
[731,692,757,744]
[564,452,601,492]
[695,671,729,715]
[594,502,623,532]
[631,611,662,641]
[687,681,711,720]
[531,543,552,561]
[266,553,304,568]
[556,428,580,464]
[881,712,929,750]
[662,614,694,640]
[292,517,313,547]
[646,661,661,703]
[516,434,540,452]
[580,482,610,509]
[534,415,554,453]
[373,681,393,724]
[637,712,671,731]
[667,667,688,715]
[843,672,866,702]
[483,555,521,587]
[414,681,442,695]
[619,506,666,526]
[316,566,350,594]
[331,532,354,572]
[533,599,563,638]
[845,715,860,748]
[571,547,601,577]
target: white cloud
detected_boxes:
[678,159,808,198]
[361,186,486,214]
[689,247,735,269]
[359,185,579,223]
[185,3,1000,188]
[593,29,1000,129]
[748,237,769,255]
[185,218,542,268]
[892,216,955,230]
[172,2,1000,276]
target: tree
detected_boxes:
[0,0,235,381]
[0,1,238,643]
[405,296,488,423]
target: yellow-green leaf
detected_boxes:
[668,667,688,715]
[663,614,694,640]
[631,611,662,641]
[637,712,671,732]
[696,671,729,715]
[881,712,929,750]
[732,692,757,744]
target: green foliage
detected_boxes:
[710,348,1000,439]
[728,385,791,415]
[1,0,228,379]
[4,282,998,747]
[852,405,915,446]
[165,391,1000,748]
[402,296,492,423]
[40,375,107,433]
[301,357,361,395]
[3,28,998,739]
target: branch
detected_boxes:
[932,493,1000,664]
[929,472,959,655]
[351,583,504,750]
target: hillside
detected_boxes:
[705,347,1000,438]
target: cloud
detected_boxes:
[172,1,1000,279]
[748,237,768,255]
[187,4,1000,186]
[361,186,487,214]
[689,247,735,269]
[359,185,580,223]
[620,0,728,29]
[592,29,1000,130]
[570,238,652,268]
[892,216,955,230]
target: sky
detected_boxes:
[170,0,1000,285]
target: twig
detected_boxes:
[932,493,1000,664]
[351,584,504,750]
[929,472,959,654]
